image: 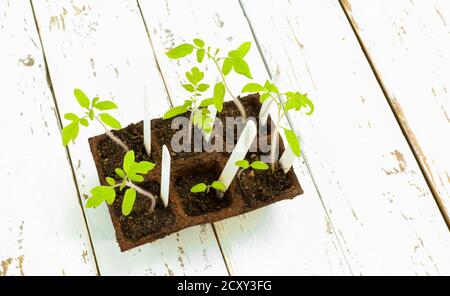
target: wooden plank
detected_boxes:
[138,0,351,275]
[31,0,228,275]
[341,0,450,222]
[0,0,97,275]
[240,0,450,275]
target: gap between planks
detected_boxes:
[28,0,101,275]
[134,0,233,276]
[236,0,354,274]
[338,0,450,229]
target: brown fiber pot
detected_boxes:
[88,94,303,252]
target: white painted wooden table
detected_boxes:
[0,0,449,276]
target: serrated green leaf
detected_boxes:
[222,58,233,75]
[64,113,79,121]
[211,181,226,191]
[80,118,89,127]
[87,186,116,208]
[193,38,205,48]
[196,49,205,63]
[94,100,118,110]
[232,58,252,79]
[132,161,155,174]
[122,188,136,216]
[197,83,209,92]
[242,83,265,93]
[251,161,269,170]
[260,93,271,103]
[115,168,126,178]
[186,67,204,85]
[99,113,122,129]
[166,43,194,59]
[284,128,301,157]
[62,121,79,146]
[284,92,314,115]
[237,41,251,57]
[191,183,207,193]
[123,150,135,174]
[163,105,188,119]
[106,177,116,186]
[235,160,250,169]
[264,80,279,93]
[74,88,90,109]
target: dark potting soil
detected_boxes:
[97,121,152,178]
[238,153,293,208]
[175,171,232,216]
[112,181,175,241]
[96,122,175,242]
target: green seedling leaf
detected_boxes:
[89,110,94,120]
[186,67,204,85]
[202,117,214,133]
[264,80,279,93]
[92,97,100,107]
[95,100,118,110]
[196,48,205,63]
[193,109,203,127]
[212,181,226,192]
[199,98,214,108]
[251,161,269,170]
[260,93,271,103]
[197,83,210,92]
[132,161,156,174]
[166,43,194,59]
[74,88,90,109]
[62,121,79,146]
[222,57,233,75]
[87,186,116,208]
[99,113,122,129]
[242,83,265,93]
[193,38,205,48]
[123,150,135,174]
[191,183,207,193]
[232,57,252,79]
[236,41,251,57]
[284,128,301,157]
[64,113,79,121]
[80,118,89,127]
[128,174,144,183]
[106,177,116,186]
[182,84,195,92]
[164,105,189,119]
[285,92,314,115]
[235,160,250,169]
[115,168,126,178]
[120,179,127,191]
[122,188,136,216]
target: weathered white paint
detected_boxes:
[139,0,350,275]
[0,0,97,275]
[31,0,228,276]
[161,145,170,208]
[241,0,450,275]
[219,121,257,190]
[143,86,152,156]
[342,0,450,221]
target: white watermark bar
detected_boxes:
[219,121,257,191]
[161,145,170,208]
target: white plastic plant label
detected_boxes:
[219,120,257,190]
[259,98,273,124]
[161,145,170,208]
[279,145,297,173]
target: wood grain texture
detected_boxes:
[30,0,228,275]
[341,0,450,222]
[240,0,450,275]
[0,0,97,276]
[138,0,351,275]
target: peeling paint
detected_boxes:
[1,258,13,276]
